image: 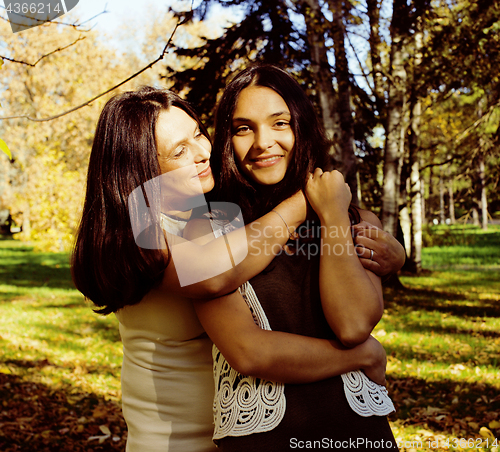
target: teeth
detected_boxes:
[258,156,281,162]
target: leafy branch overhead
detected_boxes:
[0,14,185,122]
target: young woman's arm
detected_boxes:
[193,291,387,385]
[160,190,307,298]
[305,169,384,348]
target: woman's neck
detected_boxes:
[163,210,192,221]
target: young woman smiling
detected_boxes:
[193,65,403,451]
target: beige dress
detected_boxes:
[116,215,217,452]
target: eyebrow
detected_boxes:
[232,111,291,122]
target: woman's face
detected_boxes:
[155,107,214,195]
[231,85,295,186]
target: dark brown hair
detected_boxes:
[71,87,209,314]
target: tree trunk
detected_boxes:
[472,206,480,226]
[408,99,423,273]
[366,0,385,120]
[446,155,455,224]
[300,0,342,165]
[406,21,423,274]
[448,178,455,224]
[381,0,408,238]
[420,166,426,226]
[328,0,358,204]
[439,172,445,224]
[479,153,488,230]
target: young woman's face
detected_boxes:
[155,106,214,194]
[231,85,295,186]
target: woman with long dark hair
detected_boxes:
[72,86,399,451]
[195,65,403,450]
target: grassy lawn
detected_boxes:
[382,225,500,451]
[0,225,499,451]
[0,238,124,451]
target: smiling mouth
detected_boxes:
[196,166,212,178]
[251,155,284,167]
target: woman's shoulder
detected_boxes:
[183,217,214,242]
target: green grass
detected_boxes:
[0,237,122,399]
[422,224,500,269]
[380,225,500,451]
[0,227,499,451]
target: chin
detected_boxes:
[202,179,215,193]
[255,174,286,186]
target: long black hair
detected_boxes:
[71,87,209,314]
[209,64,330,222]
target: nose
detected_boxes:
[254,126,275,151]
[193,139,211,163]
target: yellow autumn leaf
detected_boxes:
[99,425,111,435]
[489,420,500,429]
[479,427,495,440]
[0,139,12,160]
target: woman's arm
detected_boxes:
[193,291,387,385]
[160,190,307,298]
[353,220,406,277]
[305,169,384,348]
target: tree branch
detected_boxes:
[455,98,500,144]
[346,31,375,97]
[0,36,86,67]
[0,20,182,123]
[0,7,108,32]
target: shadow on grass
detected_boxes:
[384,342,499,366]
[385,286,500,319]
[0,289,85,306]
[30,318,122,344]
[42,302,88,309]
[0,262,74,290]
[0,240,74,291]
[390,321,500,339]
[388,375,500,438]
[0,371,126,452]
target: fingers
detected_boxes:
[311,167,324,178]
[352,221,383,238]
[354,243,373,260]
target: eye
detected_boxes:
[195,128,204,140]
[233,125,250,135]
[275,120,290,128]
[173,146,186,158]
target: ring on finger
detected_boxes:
[370,249,374,261]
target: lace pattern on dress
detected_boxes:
[341,371,395,417]
[212,282,286,440]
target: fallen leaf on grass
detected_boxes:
[99,425,111,435]
[479,426,496,440]
[87,434,110,444]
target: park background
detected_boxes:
[0,0,499,450]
